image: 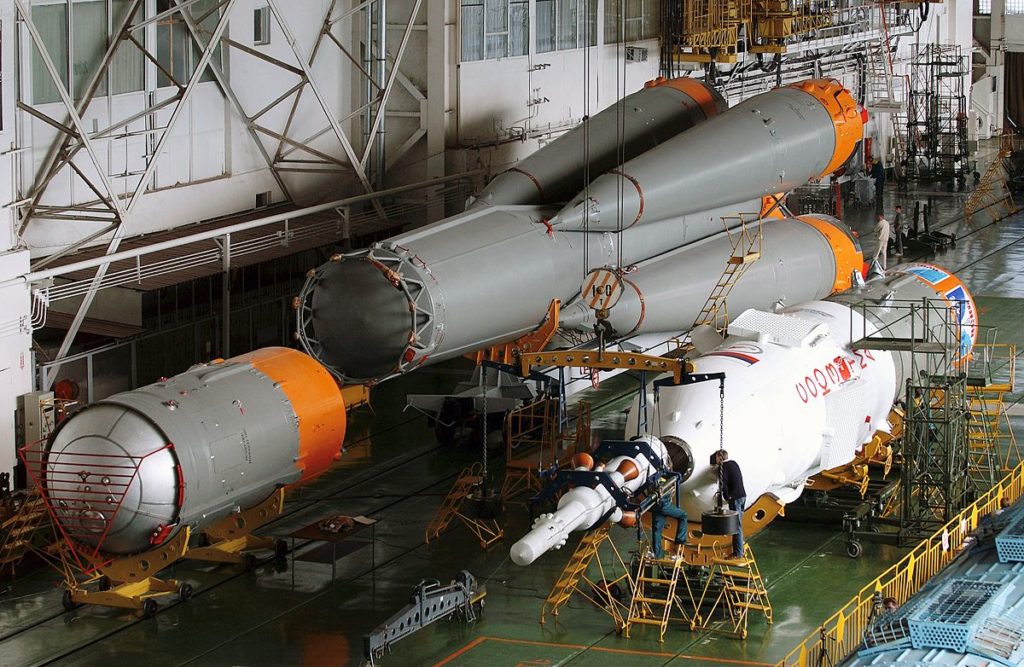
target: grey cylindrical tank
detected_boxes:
[551,81,862,230]
[559,215,863,335]
[469,77,726,209]
[42,348,345,555]
[300,200,757,383]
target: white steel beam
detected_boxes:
[358,0,425,171]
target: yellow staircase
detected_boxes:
[968,343,1020,474]
[965,141,1019,224]
[696,545,773,639]
[424,463,481,542]
[625,550,691,642]
[541,526,632,626]
[691,214,763,335]
[0,492,51,577]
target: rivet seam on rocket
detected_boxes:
[787,79,863,177]
[240,347,346,482]
[644,76,727,119]
[796,214,864,293]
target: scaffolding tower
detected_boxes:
[905,44,970,189]
[850,299,971,546]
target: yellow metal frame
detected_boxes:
[776,457,1024,666]
[66,527,191,614]
[541,526,634,629]
[188,488,284,565]
[520,351,689,385]
[693,545,773,639]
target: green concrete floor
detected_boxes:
[3,165,1024,667]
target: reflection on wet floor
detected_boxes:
[2,154,1024,667]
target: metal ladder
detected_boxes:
[966,393,999,490]
[625,551,685,642]
[874,6,908,183]
[690,214,763,336]
[541,526,612,620]
[0,492,50,577]
[424,463,484,543]
[697,545,773,639]
[965,146,1019,223]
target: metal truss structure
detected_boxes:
[13,0,433,377]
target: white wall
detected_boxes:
[0,5,33,479]
[456,39,660,178]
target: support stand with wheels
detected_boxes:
[62,528,192,618]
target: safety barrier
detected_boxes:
[776,460,1024,666]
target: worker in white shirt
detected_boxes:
[874,213,890,270]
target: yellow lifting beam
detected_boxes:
[520,351,690,385]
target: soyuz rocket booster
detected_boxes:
[40,348,346,555]
[298,80,864,384]
[626,263,978,523]
[470,77,727,209]
[510,265,978,565]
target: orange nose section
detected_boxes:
[242,347,347,483]
[788,79,864,178]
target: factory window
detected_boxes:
[537,0,598,53]
[30,4,68,104]
[254,6,271,45]
[155,0,221,88]
[605,0,661,42]
[979,0,1024,12]
[30,0,144,105]
[460,0,529,61]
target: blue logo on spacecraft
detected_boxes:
[944,284,977,360]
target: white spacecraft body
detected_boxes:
[626,263,977,518]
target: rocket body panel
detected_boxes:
[470,78,726,209]
[559,215,860,336]
[44,348,345,555]
[551,83,860,231]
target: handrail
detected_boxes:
[776,458,1024,666]
[4,171,483,288]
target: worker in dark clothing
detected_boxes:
[651,491,688,559]
[870,158,885,209]
[714,450,747,559]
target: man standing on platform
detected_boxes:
[714,450,747,559]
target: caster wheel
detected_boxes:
[97,576,111,592]
[275,539,288,561]
[243,552,257,572]
[61,589,79,612]
[178,582,194,602]
[847,541,863,559]
[142,599,159,618]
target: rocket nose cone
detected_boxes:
[308,257,411,382]
[510,540,537,566]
